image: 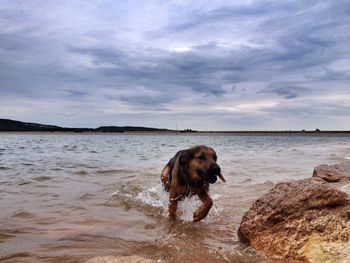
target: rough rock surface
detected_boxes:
[313,162,350,182]
[238,176,350,262]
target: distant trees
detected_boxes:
[301,129,321,132]
[180,128,197,133]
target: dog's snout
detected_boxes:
[210,164,221,175]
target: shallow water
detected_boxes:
[1,134,350,262]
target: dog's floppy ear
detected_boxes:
[178,149,194,165]
[176,149,194,186]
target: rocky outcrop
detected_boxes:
[238,162,350,262]
[313,162,350,182]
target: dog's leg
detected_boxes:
[168,191,179,220]
[193,191,213,222]
[161,165,171,191]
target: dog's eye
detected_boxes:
[198,155,207,161]
[213,156,217,161]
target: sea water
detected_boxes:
[0,133,350,262]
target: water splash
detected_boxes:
[136,185,168,210]
[135,184,223,222]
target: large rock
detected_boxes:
[313,162,350,182]
[238,177,350,262]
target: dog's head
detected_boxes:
[178,145,225,185]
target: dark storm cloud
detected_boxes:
[67,44,229,96]
[0,32,27,51]
[67,46,126,63]
[149,1,349,79]
[151,1,298,35]
[262,84,308,99]
[270,87,299,99]
[117,94,171,111]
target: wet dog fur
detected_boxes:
[161,145,225,221]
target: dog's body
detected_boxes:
[161,145,225,221]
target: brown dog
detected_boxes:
[161,145,225,221]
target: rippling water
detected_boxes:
[1,133,350,262]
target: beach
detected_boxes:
[1,133,350,262]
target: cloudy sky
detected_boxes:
[1,0,350,130]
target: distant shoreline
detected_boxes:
[2,131,350,136]
[1,118,350,136]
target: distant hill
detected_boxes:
[0,119,171,132]
[0,119,66,131]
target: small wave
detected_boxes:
[18,180,32,185]
[61,163,99,169]
[238,178,252,184]
[0,166,11,170]
[73,170,89,176]
[81,164,99,169]
[263,180,274,186]
[50,168,62,171]
[78,193,96,200]
[252,180,275,189]
[138,156,150,161]
[63,145,77,150]
[96,169,133,175]
[345,157,350,160]
[11,211,36,219]
[0,252,33,261]
[96,169,121,175]
[32,176,52,182]
[21,163,34,166]
[0,231,15,241]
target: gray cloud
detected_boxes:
[261,83,309,99]
[0,0,350,129]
